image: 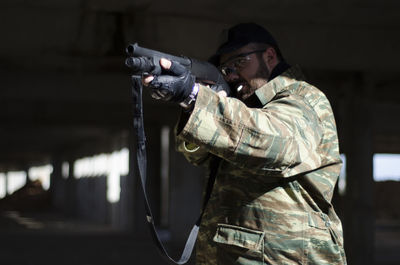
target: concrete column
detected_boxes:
[109,131,133,229]
[66,159,76,216]
[119,132,136,230]
[343,73,374,265]
[24,167,31,184]
[50,157,64,210]
[4,171,8,196]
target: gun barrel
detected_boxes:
[126,43,192,67]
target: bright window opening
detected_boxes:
[374,153,400,181]
[62,162,69,179]
[6,171,27,195]
[28,165,53,190]
[73,148,129,203]
[0,173,6,199]
[160,126,170,227]
[338,153,400,196]
[338,154,346,196]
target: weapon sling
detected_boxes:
[130,77,219,264]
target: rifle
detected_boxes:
[125,43,231,95]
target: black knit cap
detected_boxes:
[209,23,282,65]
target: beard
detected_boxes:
[230,57,270,100]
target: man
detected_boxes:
[142,23,347,265]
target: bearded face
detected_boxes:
[219,45,272,101]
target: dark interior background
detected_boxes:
[0,1,399,264]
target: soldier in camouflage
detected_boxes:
[144,23,347,265]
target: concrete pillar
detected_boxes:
[4,171,8,196]
[119,132,136,230]
[24,167,31,184]
[50,157,64,210]
[343,73,374,265]
[66,159,76,216]
[109,131,133,229]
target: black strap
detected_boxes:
[130,77,218,264]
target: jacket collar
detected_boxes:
[250,64,305,106]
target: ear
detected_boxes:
[262,47,278,69]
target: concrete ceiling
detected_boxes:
[1,0,400,171]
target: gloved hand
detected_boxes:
[144,58,196,103]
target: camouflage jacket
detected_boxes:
[176,66,347,265]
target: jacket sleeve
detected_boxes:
[176,85,323,177]
[175,135,212,167]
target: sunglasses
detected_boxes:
[219,49,266,76]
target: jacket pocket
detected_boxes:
[307,211,346,265]
[213,224,265,265]
[213,223,265,251]
[308,211,339,245]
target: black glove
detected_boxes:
[148,60,196,103]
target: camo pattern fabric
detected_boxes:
[176,66,347,265]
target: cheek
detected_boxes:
[240,62,260,80]
[239,68,254,82]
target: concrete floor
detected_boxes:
[375,219,400,265]
[0,210,194,265]
[0,211,399,265]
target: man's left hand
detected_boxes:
[143,58,195,103]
